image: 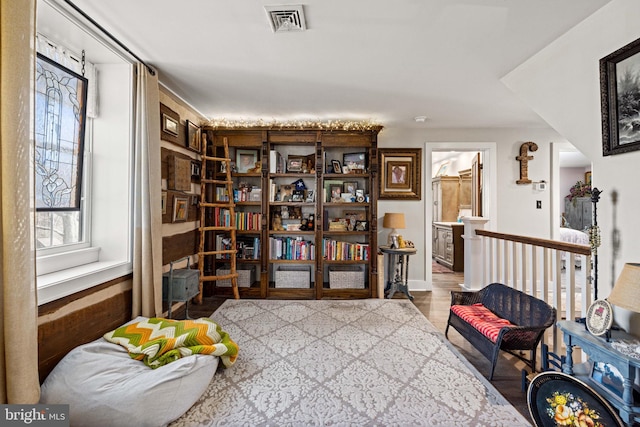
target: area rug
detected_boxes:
[433,260,454,273]
[171,299,531,426]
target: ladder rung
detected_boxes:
[199,249,236,255]
[202,155,230,162]
[201,273,238,281]
[200,226,236,231]
[200,202,236,208]
[201,179,233,184]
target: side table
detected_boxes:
[379,245,416,300]
[557,320,640,425]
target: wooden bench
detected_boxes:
[445,283,556,380]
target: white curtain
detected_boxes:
[132,63,163,318]
[0,0,41,403]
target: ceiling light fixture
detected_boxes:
[265,5,307,33]
[414,116,427,123]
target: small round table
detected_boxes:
[379,245,416,300]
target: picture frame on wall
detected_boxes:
[162,113,179,136]
[600,35,640,156]
[173,196,189,222]
[186,120,201,153]
[378,148,422,200]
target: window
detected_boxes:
[36,0,135,304]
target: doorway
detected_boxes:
[424,142,497,285]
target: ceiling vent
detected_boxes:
[265,5,306,33]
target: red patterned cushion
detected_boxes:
[451,303,514,343]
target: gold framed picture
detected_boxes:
[379,148,422,200]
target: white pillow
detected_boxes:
[40,319,218,427]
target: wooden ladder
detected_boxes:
[197,136,239,302]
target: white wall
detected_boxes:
[502,0,640,333]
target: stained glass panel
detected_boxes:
[35,53,87,210]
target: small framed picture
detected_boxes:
[236,149,259,173]
[287,156,304,172]
[343,152,366,172]
[292,190,305,202]
[173,196,189,222]
[332,160,342,174]
[162,113,179,136]
[191,160,201,177]
[343,181,357,195]
[305,190,315,202]
[330,185,342,201]
[355,220,368,231]
[186,120,201,153]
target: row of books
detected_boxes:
[215,235,261,259]
[322,238,370,261]
[269,236,315,260]
[236,212,262,231]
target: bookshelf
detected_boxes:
[203,126,382,299]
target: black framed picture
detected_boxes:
[600,36,640,156]
[343,152,366,172]
[186,120,201,153]
[331,160,342,174]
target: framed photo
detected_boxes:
[331,160,342,174]
[173,196,189,222]
[343,152,366,172]
[305,190,315,202]
[287,156,304,172]
[161,191,167,215]
[191,160,201,178]
[600,36,640,156]
[355,220,368,231]
[330,185,342,201]
[379,148,422,200]
[186,120,201,153]
[343,181,357,195]
[236,149,259,173]
[162,113,179,136]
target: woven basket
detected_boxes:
[216,267,254,287]
[275,265,311,288]
[329,265,365,289]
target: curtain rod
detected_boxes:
[62,0,156,76]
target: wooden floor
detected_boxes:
[180,271,531,422]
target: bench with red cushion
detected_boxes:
[445,283,556,380]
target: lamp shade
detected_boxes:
[383,213,405,229]
[607,263,640,313]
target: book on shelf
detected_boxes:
[269,236,315,260]
[321,238,369,261]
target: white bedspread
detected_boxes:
[559,227,589,245]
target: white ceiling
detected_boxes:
[51,0,611,130]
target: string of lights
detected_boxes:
[206,118,383,131]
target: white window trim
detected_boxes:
[38,261,132,305]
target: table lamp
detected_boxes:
[607,263,640,313]
[383,213,405,246]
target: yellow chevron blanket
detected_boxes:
[104,317,238,369]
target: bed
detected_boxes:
[559,227,589,269]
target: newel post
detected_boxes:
[462,217,490,290]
